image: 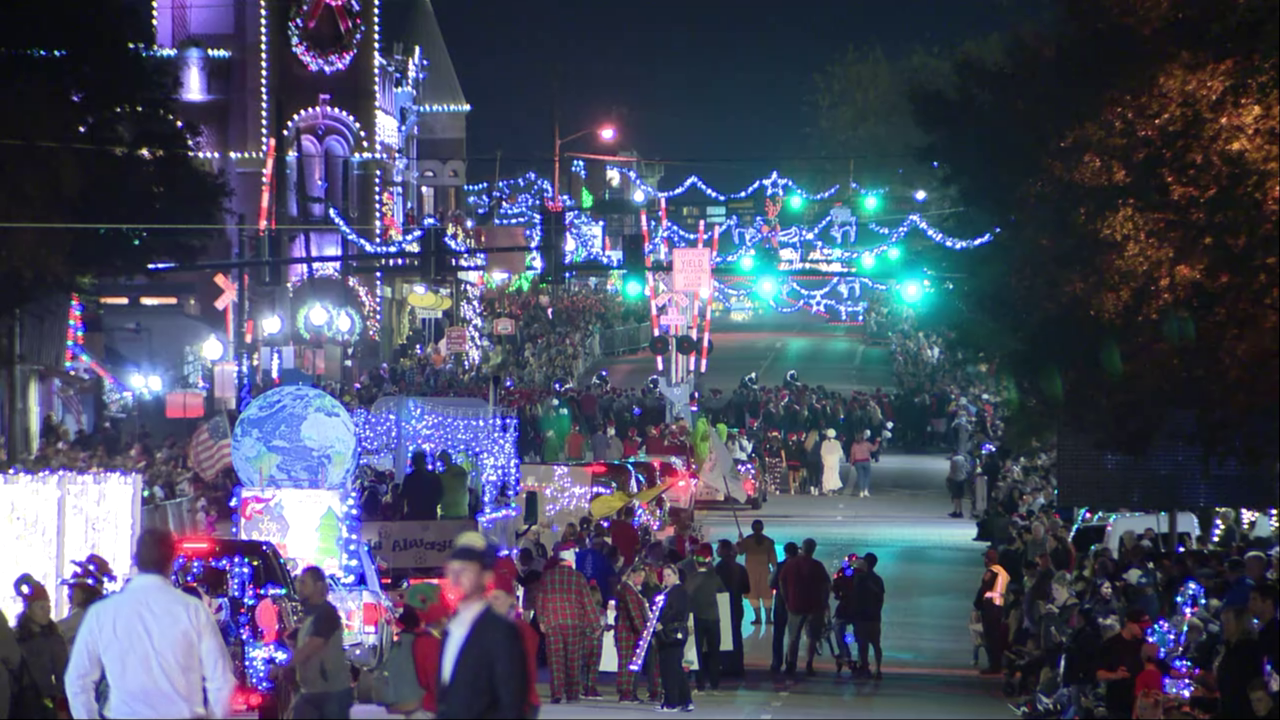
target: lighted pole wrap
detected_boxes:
[700,224,720,373]
[688,220,705,374]
[641,210,663,373]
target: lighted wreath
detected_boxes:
[289,0,363,75]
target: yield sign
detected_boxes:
[213,273,239,311]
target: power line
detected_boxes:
[0,137,928,166]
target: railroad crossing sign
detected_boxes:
[213,273,238,311]
[654,292,690,308]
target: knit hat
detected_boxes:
[404,582,441,611]
[422,600,452,627]
[694,544,714,564]
[14,574,50,604]
[449,531,496,569]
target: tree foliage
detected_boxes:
[0,0,229,313]
[911,0,1279,456]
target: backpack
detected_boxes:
[370,635,425,711]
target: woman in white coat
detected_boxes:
[819,429,846,496]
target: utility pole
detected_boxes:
[6,308,22,463]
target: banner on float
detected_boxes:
[362,519,478,570]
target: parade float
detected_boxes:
[1,470,142,621]
[229,384,394,669]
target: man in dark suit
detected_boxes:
[436,532,530,719]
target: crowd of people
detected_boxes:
[978,513,1278,719]
[337,285,642,412]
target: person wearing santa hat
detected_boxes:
[12,574,69,714]
[622,427,642,460]
[486,573,541,717]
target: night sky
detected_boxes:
[431,0,1046,190]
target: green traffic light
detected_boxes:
[886,246,902,261]
[899,280,924,303]
[740,254,755,272]
[758,277,778,298]
[859,252,876,270]
[861,195,880,212]
[787,195,804,210]
[624,277,644,298]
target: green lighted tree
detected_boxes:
[313,508,344,570]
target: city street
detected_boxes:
[594,315,896,393]
[328,454,1009,719]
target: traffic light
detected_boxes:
[539,207,566,284]
[623,275,644,299]
[861,194,880,213]
[621,233,646,300]
[859,252,876,270]
[758,276,778,299]
[621,233,645,274]
[418,226,448,282]
[898,279,924,304]
[739,253,755,272]
[886,246,902,261]
[261,229,283,287]
[787,195,804,211]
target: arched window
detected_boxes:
[298,135,324,220]
[323,136,349,208]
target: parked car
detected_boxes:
[1070,510,1201,557]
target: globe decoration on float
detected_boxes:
[231,385,358,490]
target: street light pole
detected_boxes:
[553,119,562,202]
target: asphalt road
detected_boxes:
[593,314,896,394]
[330,453,1008,719]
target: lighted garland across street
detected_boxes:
[352,401,520,516]
[327,207,486,270]
[460,170,996,319]
[289,0,364,75]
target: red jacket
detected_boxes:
[780,555,830,615]
[610,520,640,567]
[411,630,442,712]
[515,616,541,712]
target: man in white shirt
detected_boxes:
[65,528,235,719]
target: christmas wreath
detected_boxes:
[289,0,363,75]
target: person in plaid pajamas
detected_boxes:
[613,564,650,703]
[580,582,605,698]
[535,555,597,703]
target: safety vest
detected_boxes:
[983,565,1010,607]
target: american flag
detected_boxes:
[190,413,233,480]
[59,390,85,431]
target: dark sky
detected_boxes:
[432,0,1045,191]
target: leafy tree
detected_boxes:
[0,0,230,313]
[911,0,1279,457]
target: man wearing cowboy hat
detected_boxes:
[59,555,116,648]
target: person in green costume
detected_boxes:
[542,429,563,462]
[438,451,470,518]
[693,418,711,467]
[715,423,729,444]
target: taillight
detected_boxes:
[178,539,215,554]
[362,602,381,634]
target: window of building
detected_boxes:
[420,186,436,216]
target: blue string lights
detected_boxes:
[352,403,520,516]
[460,169,994,318]
[171,551,292,692]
